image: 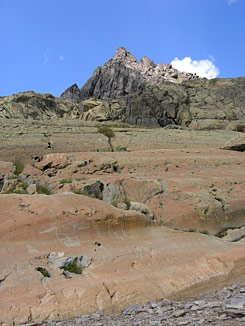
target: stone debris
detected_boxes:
[29,284,245,326]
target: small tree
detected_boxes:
[97,126,115,151]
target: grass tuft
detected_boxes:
[36,184,51,195]
[14,162,24,176]
[60,178,72,184]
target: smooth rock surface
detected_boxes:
[1,193,245,325]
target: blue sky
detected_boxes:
[0,0,244,97]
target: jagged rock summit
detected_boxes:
[61,47,200,103]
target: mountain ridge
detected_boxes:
[61,47,201,103]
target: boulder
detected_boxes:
[129,201,154,219]
[222,134,245,151]
[26,183,37,195]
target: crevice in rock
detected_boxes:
[103,282,116,304]
[0,272,11,287]
[35,267,51,278]
[0,178,4,192]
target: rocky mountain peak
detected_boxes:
[113,47,137,63]
[61,47,201,103]
[61,83,80,103]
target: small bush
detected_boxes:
[62,257,84,274]
[124,199,131,209]
[97,126,115,139]
[14,162,24,176]
[72,189,89,196]
[97,126,115,151]
[60,178,72,184]
[36,184,51,195]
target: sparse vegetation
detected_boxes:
[200,230,209,235]
[14,162,24,176]
[3,188,25,194]
[124,199,131,210]
[62,257,84,274]
[36,183,51,195]
[35,267,50,278]
[19,181,28,191]
[97,125,115,151]
[60,178,72,184]
[216,228,228,238]
[72,189,89,196]
[111,194,119,207]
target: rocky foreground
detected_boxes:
[30,283,245,326]
[1,127,245,325]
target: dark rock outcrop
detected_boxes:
[61,84,81,103]
[61,47,200,103]
[79,77,245,128]
[0,91,82,120]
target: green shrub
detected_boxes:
[36,184,51,195]
[62,257,84,274]
[97,126,115,151]
[124,199,131,209]
[97,126,115,139]
[60,178,72,184]
[14,162,24,176]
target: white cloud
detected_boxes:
[171,56,219,79]
[59,55,65,61]
[227,0,237,5]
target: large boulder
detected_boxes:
[222,134,245,151]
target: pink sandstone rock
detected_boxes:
[1,193,245,325]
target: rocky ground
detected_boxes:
[0,118,243,163]
[0,108,245,326]
[22,283,245,326]
[1,127,245,325]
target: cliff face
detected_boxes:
[115,77,245,127]
[78,76,245,129]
